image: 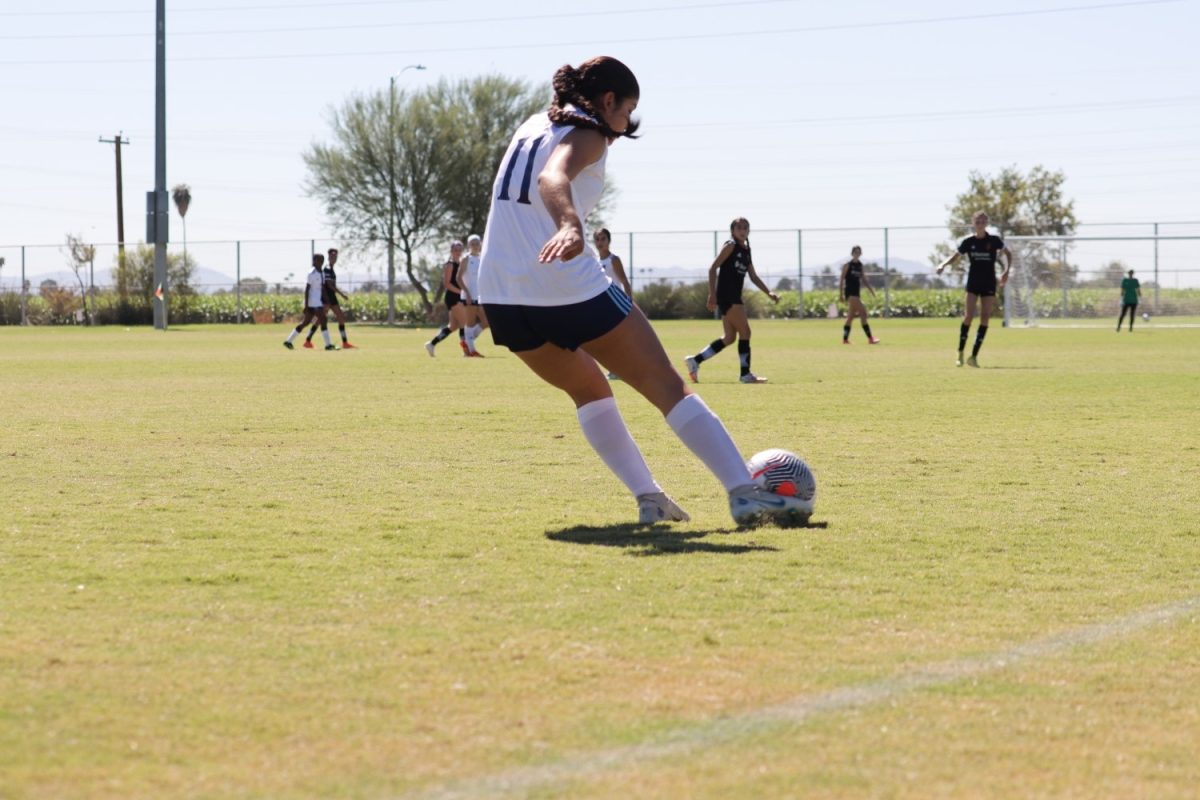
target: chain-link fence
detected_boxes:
[2,222,1197,324]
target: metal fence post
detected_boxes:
[796,229,803,319]
[883,226,891,318]
[1153,222,1160,313]
[236,240,242,323]
[1060,241,1069,317]
[20,245,27,325]
[628,231,635,293]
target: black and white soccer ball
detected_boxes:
[746,449,816,510]
[1142,311,1150,321]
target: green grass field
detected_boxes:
[2,319,1198,799]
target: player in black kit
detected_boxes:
[425,240,470,357]
[936,212,1013,367]
[839,245,879,344]
[685,217,779,384]
[304,248,355,349]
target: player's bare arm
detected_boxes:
[537,128,607,263]
[748,263,779,302]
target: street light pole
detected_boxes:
[387,63,426,325]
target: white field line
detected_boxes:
[404,595,1200,800]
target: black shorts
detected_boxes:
[485,284,633,353]
[305,305,324,315]
[325,295,340,307]
[965,276,997,297]
[445,291,461,311]
[844,290,861,300]
[718,300,741,317]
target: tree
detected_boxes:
[64,234,97,324]
[115,243,195,303]
[931,165,1077,287]
[172,184,192,283]
[434,76,549,239]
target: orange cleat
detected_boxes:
[302,340,314,349]
[342,342,357,349]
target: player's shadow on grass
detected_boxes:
[546,523,779,556]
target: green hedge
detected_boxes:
[3,285,1199,324]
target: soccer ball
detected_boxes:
[746,448,816,511]
[1142,312,1150,321]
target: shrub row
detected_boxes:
[2,285,1198,325]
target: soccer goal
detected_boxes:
[1004,233,1200,323]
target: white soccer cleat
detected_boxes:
[636,492,690,524]
[739,373,768,384]
[424,341,436,358]
[728,484,812,529]
[684,356,700,384]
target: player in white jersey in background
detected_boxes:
[283,254,335,350]
[476,56,807,528]
[457,234,489,357]
[594,227,631,381]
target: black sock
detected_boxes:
[972,325,988,357]
[430,326,451,344]
[695,338,726,364]
[863,323,873,339]
[305,323,317,341]
[738,340,751,376]
[338,322,347,342]
[458,329,466,341]
[958,323,970,353]
[842,324,850,341]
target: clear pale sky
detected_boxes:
[2,0,1198,284]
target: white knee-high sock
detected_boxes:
[577,397,660,497]
[322,328,332,346]
[665,394,752,492]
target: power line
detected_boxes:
[1,0,801,39]
[0,0,1181,63]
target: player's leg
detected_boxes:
[969,295,994,366]
[1128,303,1137,331]
[724,305,763,383]
[331,303,353,346]
[317,309,335,349]
[686,308,734,382]
[958,293,977,366]
[285,309,317,347]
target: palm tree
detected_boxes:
[172,184,192,279]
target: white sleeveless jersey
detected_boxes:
[460,253,481,299]
[306,269,324,307]
[478,113,611,306]
[598,253,617,283]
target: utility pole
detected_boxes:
[152,0,169,329]
[98,132,130,278]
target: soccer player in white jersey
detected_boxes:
[593,227,631,381]
[283,254,336,350]
[457,234,489,357]
[477,56,807,528]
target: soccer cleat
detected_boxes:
[956,352,964,367]
[459,340,470,355]
[302,340,314,349]
[842,339,851,345]
[607,371,620,381]
[739,373,768,384]
[636,492,690,524]
[468,350,485,358]
[869,337,881,344]
[684,356,700,383]
[342,342,356,349]
[966,355,979,368]
[325,344,339,351]
[728,484,812,529]
[282,341,294,350]
[424,341,436,358]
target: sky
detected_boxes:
[2,0,1198,287]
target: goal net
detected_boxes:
[1004,234,1200,322]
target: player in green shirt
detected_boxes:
[1117,269,1141,332]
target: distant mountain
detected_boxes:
[7,265,237,294]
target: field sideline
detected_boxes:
[2,319,1198,798]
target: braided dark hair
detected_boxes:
[548,56,640,139]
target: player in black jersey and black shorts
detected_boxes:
[424,240,470,357]
[937,211,1013,367]
[685,217,779,384]
[839,245,879,344]
[304,248,355,349]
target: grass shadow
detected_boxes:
[546,523,781,556]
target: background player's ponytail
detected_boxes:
[549,56,640,140]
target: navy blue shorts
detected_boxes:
[485,284,633,353]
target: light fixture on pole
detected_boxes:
[386,63,426,325]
